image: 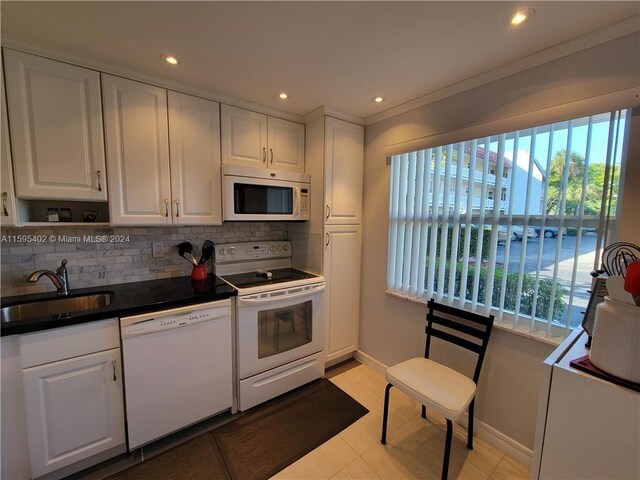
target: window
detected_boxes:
[387,110,629,339]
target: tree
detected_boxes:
[545,149,585,215]
[544,150,617,216]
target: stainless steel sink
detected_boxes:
[1,293,114,323]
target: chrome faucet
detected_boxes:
[27,259,69,296]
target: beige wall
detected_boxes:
[360,32,640,449]
[617,107,640,244]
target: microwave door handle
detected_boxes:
[293,186,300,216]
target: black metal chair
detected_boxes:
[380,299,494,480]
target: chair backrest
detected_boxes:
[425,299,494,384]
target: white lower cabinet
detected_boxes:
[324,224,362,362]
[1,336,30,480]
[18,319,125,479]
[22,348,125,478]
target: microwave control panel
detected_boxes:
[299,188,309,220]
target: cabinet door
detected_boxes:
[1,57,18,227]
[168,91,222,225]
[221,105,268,168]
[267,117,305,172]
[324,117,363,225]
[22,348,125,478]
[102,75,171,225]
[4,50,107,201]
[324,225,362,362]
[2,336,30,480]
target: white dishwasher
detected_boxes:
[120,299,233,450]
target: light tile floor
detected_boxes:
[272,362,530,480]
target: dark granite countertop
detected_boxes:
[1,275,236,336]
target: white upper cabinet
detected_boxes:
[168,91,222,225]
[267,117,305,172]
[1,57,18,227]
[324,117,363,225]
[221,105,268,168]
[4,50,107,201]
[221,104,304,172]
[102,74,172,225]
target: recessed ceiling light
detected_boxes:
[161,54,179,65]
[279,92,288,100]
[372,96,384,103]
[504,8,535,27]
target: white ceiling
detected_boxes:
[1,1,638,120]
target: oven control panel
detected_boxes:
[216,241,292,262]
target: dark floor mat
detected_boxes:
[106,433,229,480]
[213,378,369,480]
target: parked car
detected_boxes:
[496,226,537,242]
[533,226,567,238]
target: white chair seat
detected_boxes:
[386,357,476,420]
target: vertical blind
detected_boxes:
[387,109,629,338]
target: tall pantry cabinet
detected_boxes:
[304,114,364,364]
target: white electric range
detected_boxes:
[216,241,326,411]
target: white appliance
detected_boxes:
[120,300,233,450]
[216,241,325,411]
[222,164,310,221]
[532,329,640,480]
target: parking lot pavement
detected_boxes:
[496,234,597,327]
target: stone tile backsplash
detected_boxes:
[0,223,287,297]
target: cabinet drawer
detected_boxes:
[19,318,119,369]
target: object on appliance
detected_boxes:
[589,297,640,384]
[624,261,640,306]
[582,241,640,347]
[599,242,640,277]
[581,276,608,348]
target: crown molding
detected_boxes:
[365,15,640,127]
[304,105,364,126]
[0,36,306,124]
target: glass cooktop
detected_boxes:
[221,268,319,289]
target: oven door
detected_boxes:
[236,282,325,379]
[223,175,305,221]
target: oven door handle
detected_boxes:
[237,285,325,306]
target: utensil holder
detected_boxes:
[191,264,207,281]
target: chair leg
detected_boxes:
[442,419,453,480]
[467,399,475,450]
[381,383,393,444]
[421,405,427,419]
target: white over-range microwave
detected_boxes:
[222,165,310,221]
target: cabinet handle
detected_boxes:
[97,170,102,192]
[164,199,169,217]
[262,147,267,163]
[112,359,117,381]
[2,192,8,217]
[326,232,331,246]
[270,148,274,164]
[325,204,331,220]
[175,199,180,218]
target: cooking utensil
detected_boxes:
[199,240,214,265]
[177,241,197,266]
